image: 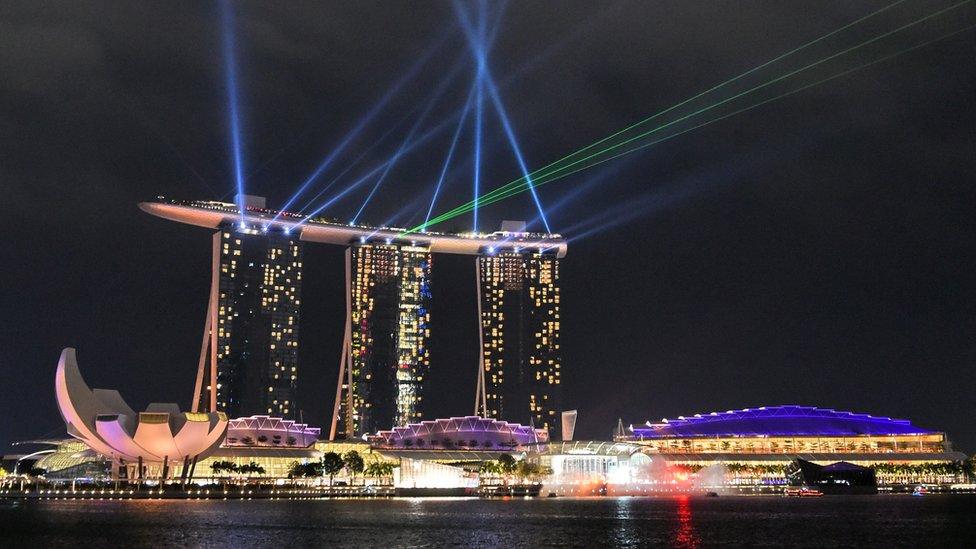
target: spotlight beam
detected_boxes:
[417,0,941,228]
[272,31,450,222]
[298,7,603,226]
[403,18,976,235]
[409,2,973,233]
[472,13,485,233]
[295,116,409,215]
[454,1,552,233]
[349,62,463,225]
[424,81,477,231]
[220,0,246,225]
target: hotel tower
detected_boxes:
[330,241,432,439]
[192,196,304,420]
[475,222,563,435]
[140,199,566,435]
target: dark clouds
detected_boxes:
[1,1,974,452]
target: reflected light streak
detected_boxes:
[673,496,700,549]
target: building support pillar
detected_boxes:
[329,247,356,440]
[192,232,221,413]
[474,257,488,417]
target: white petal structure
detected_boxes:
[55,348,227,463]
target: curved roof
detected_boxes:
[371,416,547,447]
[630,405,936,438]
[140,199,567,257]
[55,348,228,462]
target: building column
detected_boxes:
[474,257,488,417]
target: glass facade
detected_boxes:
[623,433,950,455]
[478,250,561,433]
[203,226,303,419]
[337,242,431,437]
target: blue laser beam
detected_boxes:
[454,1,552,233]
[522,156,637,232]
[472,77,484,232]
[471,0,489,233]
[273,31,450,222]
[220,0,246,226]
[365,194,430,240]
[295,4,582,229]
[350,61,462,225]
[424,81,476,231]
[296,101,425,215]
[308,8,505,225]
[298,7,599,228]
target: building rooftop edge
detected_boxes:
[139,198,568,258]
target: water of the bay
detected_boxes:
[1,495,973,547]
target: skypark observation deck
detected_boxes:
[139,198,567,257]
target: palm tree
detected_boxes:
[210,460,239,479]
[239,462,265,477]
[498,454,517,474]
[288,461,323,481]
[343,451,365,485]
[321,452,344,487]
[364,462,394,485]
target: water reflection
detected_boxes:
[673,496,700,548]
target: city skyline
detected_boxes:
[1,1,974,455]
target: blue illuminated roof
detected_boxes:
[631,405,936,438]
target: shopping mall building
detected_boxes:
[526,405,969,490]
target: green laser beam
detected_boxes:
[417,0,971,230]
[408,1,973,233]
[411,22,976,233]
[469,23,976,210]
[415,0,935,229]
[504,0,910,184]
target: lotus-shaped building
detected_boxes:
[55,348,227,476]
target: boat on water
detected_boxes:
[785,487,824,497]
[912,485,929,496]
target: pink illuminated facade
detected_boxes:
[224,415,320,448]
[369,416,548,449]
[55,348,228,478]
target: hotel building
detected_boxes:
[139,199,566,437]
[332,241,432,438]
[475,228,562,434]
[184,196,303,420]
[203,225,302,419]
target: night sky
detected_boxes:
[2,1,974,454]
